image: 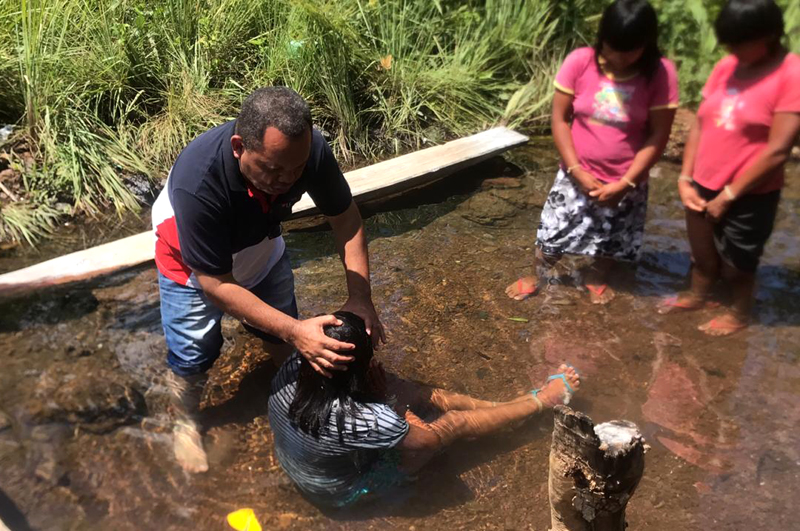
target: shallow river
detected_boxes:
[0,145,798,530]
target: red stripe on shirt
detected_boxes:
[155,216,193,285]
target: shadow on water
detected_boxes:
[283,157,525,269]
[0,263,160,334]
[0,145,799,530]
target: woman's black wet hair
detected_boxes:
[289,311,379,441]
[715,0,784,49]
[594,0,662,80]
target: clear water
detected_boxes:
[0,146,798,530]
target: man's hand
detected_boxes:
[589,180,629,207]
[705,193,734,223]
[289,315,355,377]
[340,295,386,348]
[678,180,707,213]
[570,168,604,195]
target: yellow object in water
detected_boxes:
[227,508,262,531]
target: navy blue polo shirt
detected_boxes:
[152,120,352,287]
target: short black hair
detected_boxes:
[235,86,312,151]
[715,0,784,46]
[595,0,662,80]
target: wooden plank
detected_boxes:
[290,126,528,216]
[0,127,528,297]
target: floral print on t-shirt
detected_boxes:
[591,82,635,128]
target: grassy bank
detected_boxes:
[0,0,798,244]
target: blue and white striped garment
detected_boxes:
[268,353,409,507]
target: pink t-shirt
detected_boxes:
[554,47,679,183]
[694,53,800,194]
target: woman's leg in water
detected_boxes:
[398,366,580,474]
[584,257,616,304]
[505,248,561,300]
[698,261,754,335]
[388,375,516,413]
[667,209,721,310]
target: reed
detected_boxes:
[0,0,798,243]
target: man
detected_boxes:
[151,87,385,473]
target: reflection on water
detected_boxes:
[0,147,798,530]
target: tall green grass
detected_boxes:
[0,0,798,244]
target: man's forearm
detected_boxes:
[199,277,298,342]
[329,201,372,300]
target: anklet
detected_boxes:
[530,390,544,412]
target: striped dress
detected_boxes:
[268,353,410,507]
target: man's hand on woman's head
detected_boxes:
[339,296,387,348]
[289,315,355,378]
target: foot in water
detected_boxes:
[505,276,538,301]
[586,283,615,305]
[174,419,209,473]
[530,364,581,409]
[698,313,748,336]
[657,293,718,315]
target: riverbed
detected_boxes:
[0,145,798,530]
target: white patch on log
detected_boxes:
[594,420,644,457]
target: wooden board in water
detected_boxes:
[0,127,528,297]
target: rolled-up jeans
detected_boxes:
[158,251,298,376]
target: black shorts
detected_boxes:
[694,183,780,273]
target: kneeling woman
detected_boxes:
[268,312,580,508]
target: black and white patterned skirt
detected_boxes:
[535,169,648,261]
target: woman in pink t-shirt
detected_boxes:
[661,0,800,335]
[506,0,678,305]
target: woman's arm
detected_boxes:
[729,113,800,197]
[677,116,708,212]
[706,112,800,222]
[621,108,676,185]
[590,108,676,205]
[552,90,602,193]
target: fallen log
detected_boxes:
[549,405,647,531]
[0,127,528,298]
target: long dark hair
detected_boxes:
[288,311,378,441]
[715,0,785,51]
[594,0,662,80]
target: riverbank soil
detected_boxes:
[0,146,798,530]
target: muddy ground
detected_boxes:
[0,145,798,530]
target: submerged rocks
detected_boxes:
[459,192,520,226]
[0,410,11,432]
[23,360,147,434]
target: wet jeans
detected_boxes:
[158,251,298,376]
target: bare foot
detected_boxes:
[698,313,748,336]
[586,284,615,305]
[532,364,581,409]
[505,276,538,301]
[657,293,717,315]
[174,420,209,473]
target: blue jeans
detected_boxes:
[158,251,298,376]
